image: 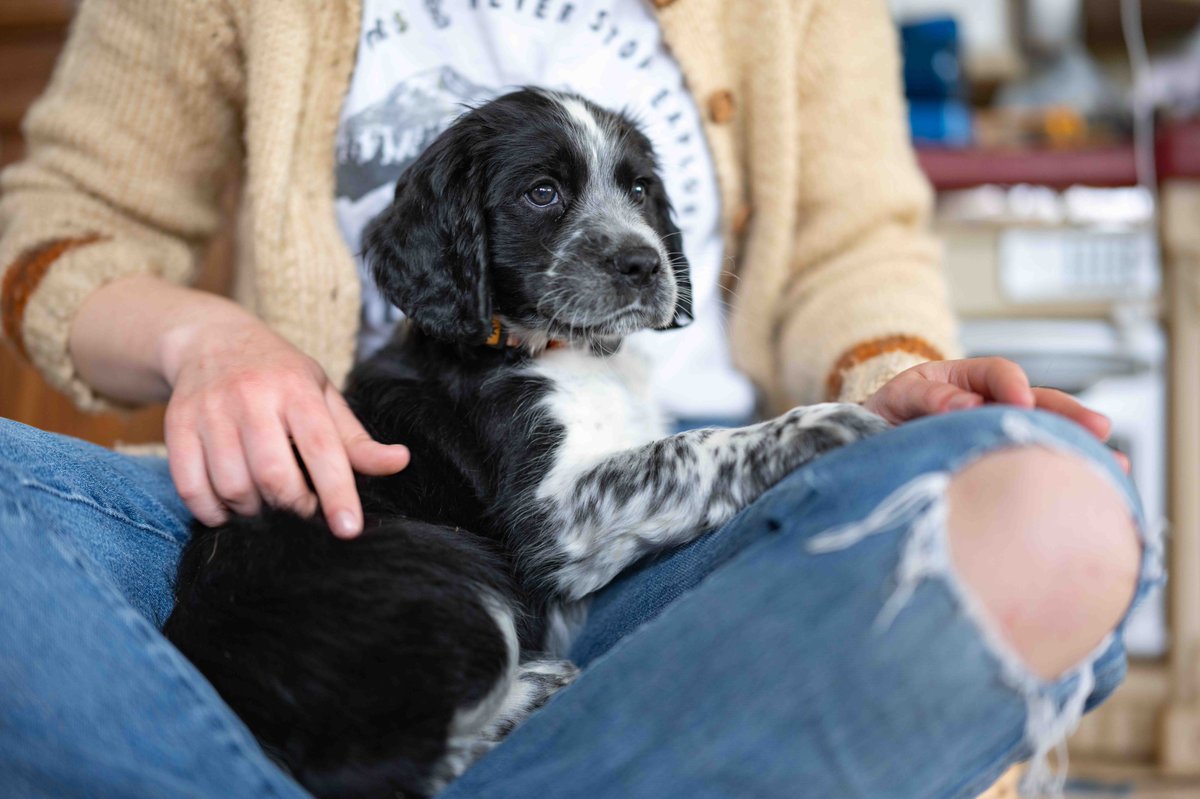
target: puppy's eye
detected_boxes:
[526,184,559,207]
[631,180,649,204]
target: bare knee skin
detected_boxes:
[947,447,1139,681]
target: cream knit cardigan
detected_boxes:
[0,0,960,415]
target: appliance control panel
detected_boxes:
[999,228,1160,303]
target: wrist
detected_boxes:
[157,296,262,388]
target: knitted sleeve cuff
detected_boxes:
[2,233,191,412]
[826,335,944,404]
[2,235,105,353]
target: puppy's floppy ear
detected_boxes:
[646,186,693,329]
[362,120,492,342]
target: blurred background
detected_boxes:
[2,0,1200,794]
[890,0,1200,793]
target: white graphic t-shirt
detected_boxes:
[334,0,756,419]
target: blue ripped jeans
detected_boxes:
[0,407,1160,799]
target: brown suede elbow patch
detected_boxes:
[1,235,105,358]
[826,334,944,400]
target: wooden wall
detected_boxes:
[0,1,233,446]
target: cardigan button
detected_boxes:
[707,90,736,124]
[732,203,752,237]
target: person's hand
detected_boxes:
[863,357,1129,472]
[159,314,410,537]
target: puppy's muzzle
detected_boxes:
[612,246,661,288]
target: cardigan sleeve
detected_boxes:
[0,0,242,411]
[774,0,961,406]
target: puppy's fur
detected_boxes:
[165,90,888,799]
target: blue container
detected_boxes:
[908,98,973,147]
[901,17,963,100]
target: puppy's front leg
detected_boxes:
[541,403,888,599]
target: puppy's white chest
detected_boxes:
[531,347,667,471]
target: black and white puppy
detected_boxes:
[165,89,888,799]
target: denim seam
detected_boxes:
[31,503,296,798]
[1,421,189,541]
[96,452,192,542]
[19,477,185,547]
[944,733,1026,799]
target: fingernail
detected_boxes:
[334,511,360,538]
[948,395,977,411]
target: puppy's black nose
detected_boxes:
[614,248,661,286]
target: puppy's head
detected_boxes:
[363,89,692,348]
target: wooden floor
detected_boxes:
[1069,782,1200,798]
[1131,787,1200,798]
[978,763,1200,798]
[1066,764,1200,798]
